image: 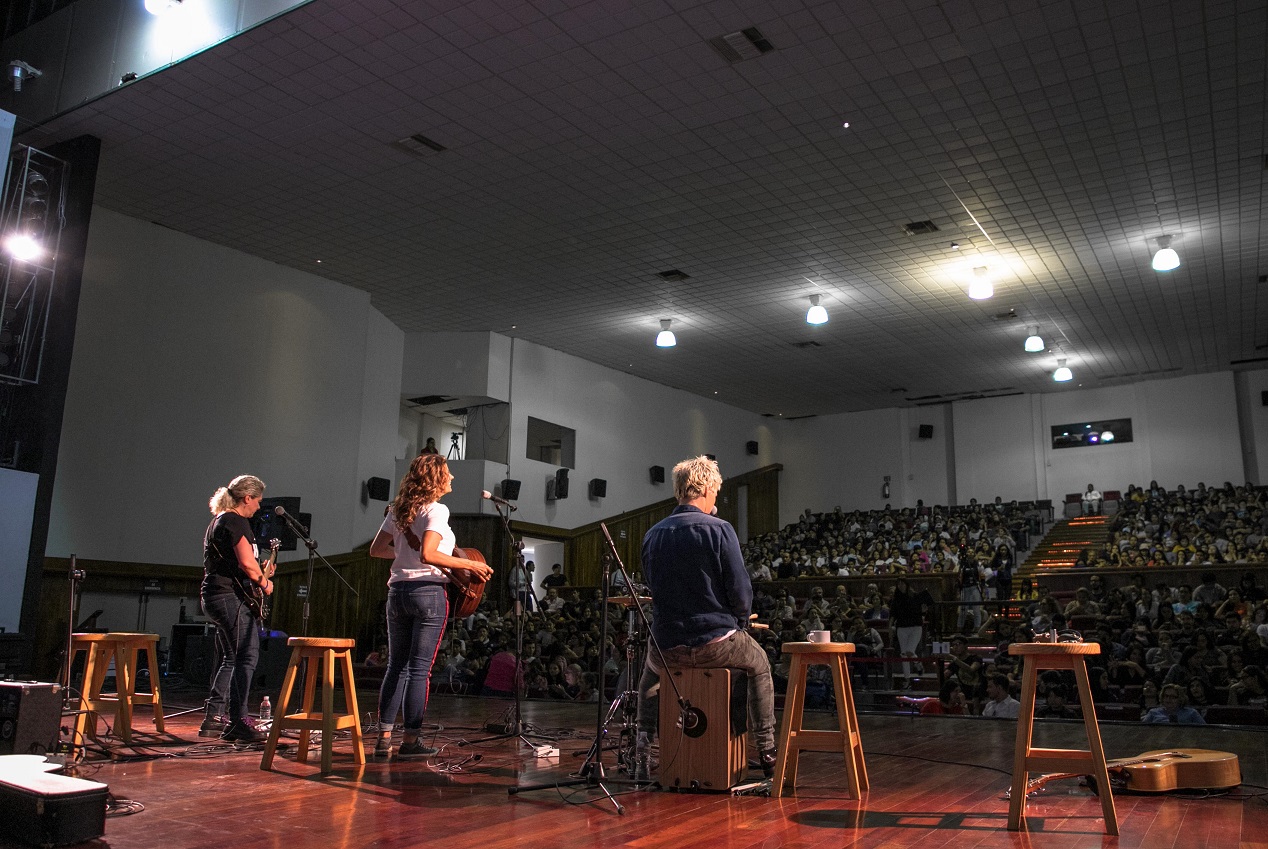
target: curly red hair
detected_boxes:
[391,453,450,530]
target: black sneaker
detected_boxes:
[394,740,438,759]
[760,749,778,779]
[199,715,228,738]
[221,720,267,744]
[373,737,393,759]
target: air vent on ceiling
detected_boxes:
[993,309,1020,321]
[890,387,907,393]
[657,269,690,281]
[392,134,448,157]
[709,27,774,63]
[907,393,944,401]
[791,340,822,349]
[446,407,469,416]
[786,414,817,420]
[406,395,456,406]
[903,220,940,236]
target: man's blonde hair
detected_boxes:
[672,455,722,502]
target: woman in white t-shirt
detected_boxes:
[369,454,492,759]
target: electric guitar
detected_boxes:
[236,538,280,620]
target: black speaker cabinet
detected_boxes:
[650,465,665,484]
[500,478,521,500]
[366,476,391,501]
[0,682,62,756]
[589,478,607,498]
[918,424,934,439]
[554,468,569,498]
[252,636,292,692]
[746,440,759,455]
[183,634,216,686]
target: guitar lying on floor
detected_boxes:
[1019,749,1240,797]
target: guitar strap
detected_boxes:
[399,525,456,585]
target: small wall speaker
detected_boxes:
[500,479,521,500]
[1262,390,1268,407]
[918,424,934,440]
[745,440,759,455]
[589,478,607,498]
[554,468,569,499]
[366,476,391,501]
[650,465,665,484]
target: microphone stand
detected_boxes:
[275,508,359,637]
[460,501,548,750]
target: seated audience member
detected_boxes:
[920,680,968,715]
[1192,571,1227,608]
[1081,484,1102,516]
[1143,683,1206,724]
[1139,679,1161,712]
[1185,678,1215,714]
[1034,685,1078,720]
[1227,665,1268,707]
[481,647,524,697]
[364,644,388,667]
[981,673,1020,719]
[541,563,568,588]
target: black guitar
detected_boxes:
[235,538,280,620]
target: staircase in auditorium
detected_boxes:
[1016,515,1111,577]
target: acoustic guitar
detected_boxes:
[447,547,488,618]
[1023,749,1240,796]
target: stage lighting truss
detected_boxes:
[0,145,68,386]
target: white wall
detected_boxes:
[47,208,404,565]
[1238,368,1268,484]
[0,468,38,632]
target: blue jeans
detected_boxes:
[378,582,448,732]
[636,630,776,752]
[201,592,260,724]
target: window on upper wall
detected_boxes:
[526,416,575,468]
[1051,418,1133,450]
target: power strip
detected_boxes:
[532,745,559,758]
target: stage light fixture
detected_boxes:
[655,318,676,348]
[145,0,183,14]
[8,60,41,92]
[806,294,828,325]
[3,233,41,262]
[1101,430,1115,442]
[1024,326,1044,353]
[1151,235,1180,271]
[967,266,993,300]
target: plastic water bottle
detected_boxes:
[259,696,272,722]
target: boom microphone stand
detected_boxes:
[273,506,358,636]
[460,500,548,750]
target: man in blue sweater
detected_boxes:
[634,455,777,780]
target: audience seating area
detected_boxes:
[421,481,1268,727]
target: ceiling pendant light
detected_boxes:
[1151,235,1180,271]
[655,318,676,348]
[806,294,828,325]
[1024,326,1044,353]
[1053,358,1073,382]
[967,266,993,300]
[144,0,182,14]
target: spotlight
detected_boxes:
[967,266,993,300]
[655,318,676,348]
[1053,358,1073,382]
[1101,431,1115,442]
[806,294,828,325]
[1024,326,1044,353]
[7,60,41,92]
[1151,235,1180,271]
[4,233,42,262]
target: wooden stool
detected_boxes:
[657,667,747,791]
[771,641,868,798]
[70,632,165,747]
[1007,642,1117,835]
[261,637,365,774]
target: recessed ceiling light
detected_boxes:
[841,121,850,128]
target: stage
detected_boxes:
[10,693,1267,849]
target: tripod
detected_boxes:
[460,502,548,751]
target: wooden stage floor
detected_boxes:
[12,693,1268,849]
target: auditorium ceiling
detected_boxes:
[16,0,1268,417]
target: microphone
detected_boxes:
[481,490,517,511]
[273,505,310,535]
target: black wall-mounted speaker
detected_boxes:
[589,478,607,498]
[554,468,569,499]
[1262,390,1268,407]
[500,479,521,500]
[918,424,934,440]
[650,465,665,484]
[746,440,759,455]
[366,476,391,501]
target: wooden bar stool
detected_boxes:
[771,641,868,799]
[1007,642,1117,835]
[657,667,747,791]
[261,637,365,774]
[70,632,165,746]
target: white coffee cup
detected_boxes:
[807,630,830,643]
